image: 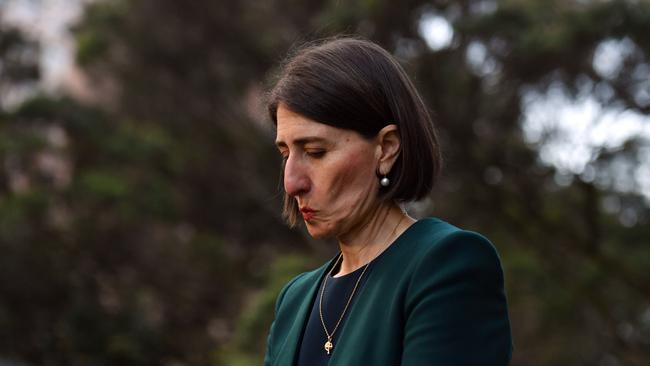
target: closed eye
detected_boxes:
[306,150,326,158]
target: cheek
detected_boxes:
[307,152,377,237]
[327,153,376,197]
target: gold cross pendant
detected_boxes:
[324,338,333,355]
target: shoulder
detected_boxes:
[399,218,513,364]
[404,217,506,305]
[407,217,502,272]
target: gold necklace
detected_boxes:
[318,253,370,355]
[318,214,405,355]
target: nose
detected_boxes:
[283,155,311,197]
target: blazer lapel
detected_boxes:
[273,257,336,365]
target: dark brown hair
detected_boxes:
[268,37,442,227]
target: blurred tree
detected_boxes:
[0,23,39,110]
[0,0,649,365]
[2,0,308,365]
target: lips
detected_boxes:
[300,207,316,221]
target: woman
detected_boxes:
[264,37,513,366]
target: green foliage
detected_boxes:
[219,255,315,366]
[0,25,39,108]
[74,0,128,66]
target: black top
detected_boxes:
[295,259,371,366]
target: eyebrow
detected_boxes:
[275,136,329,148]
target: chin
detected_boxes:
[304,220,335,239]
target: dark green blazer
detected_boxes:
[264,218,513,365]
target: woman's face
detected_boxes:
[275,104,382,239]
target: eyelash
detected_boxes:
[280,150,326,162]
[306,150,326,158]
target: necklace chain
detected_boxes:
[318,213,406,356]
[318,253,370,355]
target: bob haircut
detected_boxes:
[268,37,442,227]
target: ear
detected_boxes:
[376,124,401,175]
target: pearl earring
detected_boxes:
[380,176,390,187]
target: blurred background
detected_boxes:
[0,0,649,365]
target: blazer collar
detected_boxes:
[274,255,338,365]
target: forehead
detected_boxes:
[275,105,348,145]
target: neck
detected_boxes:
[334,202,415,277]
